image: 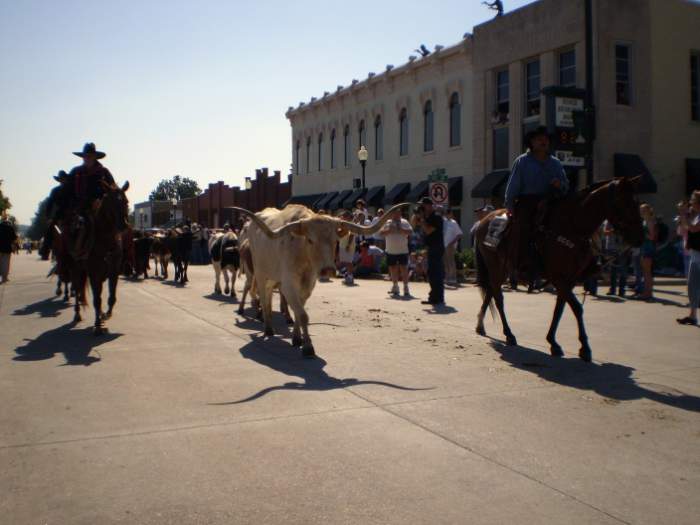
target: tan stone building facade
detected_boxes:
[471,0,700,221]
[288,0,700,228]
[286,41,474,227]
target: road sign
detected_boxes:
[427,168,448,182]
[429,182,448,205]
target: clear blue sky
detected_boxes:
[0,0,535,224]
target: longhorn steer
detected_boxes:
[209,231,240,296]
[231,203,408,357]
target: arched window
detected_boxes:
[423,100,434,152]
[306,136,311,174]
[449,93,461,147]
[330,129,336,169]
[343,125,350,167]
[317,133,323,171]
[295,140,301,175]
[399,108,409,156]
[374,115,383,161]
[358,119,366,148]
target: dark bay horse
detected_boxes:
[474,177,644,362]
[71,181,130,334]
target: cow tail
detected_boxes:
[475,242,496,319]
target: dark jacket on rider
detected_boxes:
[67,162,116,206]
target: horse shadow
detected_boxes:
[12,297,72,318]
[487,339,700,413]
[13,322,123,366]
[203,293,238,304]
[210,334,433,405]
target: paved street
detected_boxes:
[1,253,699,525]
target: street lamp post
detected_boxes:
[357,146,368,189]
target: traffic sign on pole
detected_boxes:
[429,182,448,205]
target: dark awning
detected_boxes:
[328,189,353,210]
[384,183,411,205]
[341,188,367,209]
[446,177,463,205]
[285,193,325,208]
[471,170,510,199]
[614,153,657,193]
[406,180,429,202]
[315,191,338,210]
[365,186,385,208]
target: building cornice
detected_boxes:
[286,37,473,121]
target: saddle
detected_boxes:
[483,212,510,249]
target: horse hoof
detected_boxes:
[550,345,564,357]
[291,335,303,347]
[302,345,316,358]
[476,326,486,337]
[264,328,274,337]
[224,288,230,295]
[237,307,245,316]
[579,347,592,362]
[93,326,105,336]
[73,315,81,323]
[506,335,518,346]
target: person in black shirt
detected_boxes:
[414,197,445,305]
[0,216,18,284]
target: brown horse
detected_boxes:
[71,181,130,334]
[474,177,644,362]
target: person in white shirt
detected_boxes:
[380,207,413,297]
[443,210,463,286]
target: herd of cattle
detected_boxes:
[119,203,408,357]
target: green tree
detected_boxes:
[26,197,50,241]
[149,175,202,202]
[0,179,12,217]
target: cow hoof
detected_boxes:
[291,335,303,347]
[237,307,245,316]
[476,326,486,336]
[506,335,518,346]
[302,345,316,358]
[224,287,230,295]
[264,328,274,337]
[579,347,592,362]
[550,344,564,357]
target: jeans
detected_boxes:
[427,250,445,303]
[609,251,630,294]
[689,255,700,309]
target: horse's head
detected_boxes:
[99,180,130,232]
[606,177,644,247]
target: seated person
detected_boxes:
[354,241,384,277]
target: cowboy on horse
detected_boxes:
[504,126,570,282]
[39,169,73,260]
[64,142,116,257]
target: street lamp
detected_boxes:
[357,146,368,189]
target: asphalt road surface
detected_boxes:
[1,253,699,524]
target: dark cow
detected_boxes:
[209,232,240,296]
[151,235,171,279]
[133,233,153,279]
[165,227,193,285]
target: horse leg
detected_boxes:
[91,275,105,335]
[545,293,566,357]
[55,279,62,297]
[563,289,592,362]
[183,261,189,283]
[493,290,517,346]
[72,270,83,323]
[105,271,118,319]
[476,289,492,336]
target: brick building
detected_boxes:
[180,168,291,228]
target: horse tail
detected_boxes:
[475,242,496,319]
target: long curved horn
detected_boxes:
[228,206,303,239]
[334,202,411,235]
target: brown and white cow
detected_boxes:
[231,203,409,357]
[208,231,240,296]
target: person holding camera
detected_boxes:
[413,197,445,306]
[381,207,413,297]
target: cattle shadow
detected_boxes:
[203,293,239,304]
[423,305,459,315]
[12,296,72,318]
[210,334,433,405]
[487,339,700,413]
[13,322,123,366]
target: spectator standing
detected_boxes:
[603,220,629,297]
[0,216,18,284]
[443,210,463,286]
[676,200,691,277]
[414,197,445,306]
[677,190,700,325]
[381,207,412,297]
[635,204,657,300]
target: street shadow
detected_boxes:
[589,294,625,304]
[12,297,72,318]
[210,334,433,405]
[13,322,123,366]
[424,305,459,315]
[203,292,238,304]
[487,339,700,413]
[159,280,186,288]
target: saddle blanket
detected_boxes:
[483,213,509,249]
